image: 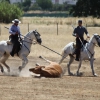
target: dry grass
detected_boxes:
[0,17,100,100]
[0,17,100,59]
[22,17,100,26]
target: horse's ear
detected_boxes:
[35,29,37,32]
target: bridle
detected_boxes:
[91,35,100,47]
[22,30,40,44]
[86,35,100,58]
[22,31,41,53]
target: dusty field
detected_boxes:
[0,18,100,100]
[0,57,100,100]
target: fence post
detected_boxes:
[86,24,87,29]
[0,25,1,35]
[57,23,58,35]
[28,23,29,32]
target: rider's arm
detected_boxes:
[17,26,22,38]
[84,27,90,38]
[72,28,77,37]
[9,26,16,35]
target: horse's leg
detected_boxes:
[1,54,10,72]
[90,58,97,76]
[19,55,28,71]
[77,60,82,76]
[0,64,4,73]
[59,53,68,64]
[67,55,74,75]
[0,52,5,72]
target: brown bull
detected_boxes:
[29,56,63,78]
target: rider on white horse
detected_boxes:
[73,20,90,61]
[9,19,21,57]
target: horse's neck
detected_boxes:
[86,39,95,54]
[23,33,33,49]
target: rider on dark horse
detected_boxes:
[9,19,21,57]
[73,20,90,61]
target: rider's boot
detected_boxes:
[75,49,80,61]
[10,45,16,57]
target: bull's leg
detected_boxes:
[39,56,51,64]
[19,55,28,71]
[1,54,10,72]
[67,56,74,75]
[90,58,97,77]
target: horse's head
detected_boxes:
[30,30,42,44]
[93,34,100,46]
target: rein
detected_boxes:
[91,42,98,47]
[86,37,99,59]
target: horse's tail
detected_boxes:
[61,67,68,77]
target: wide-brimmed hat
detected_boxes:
[12,19,21,24]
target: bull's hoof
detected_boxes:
[36,63,40,66]
[19,66,22,72]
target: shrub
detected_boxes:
[0,1,23,23]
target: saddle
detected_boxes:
[73,40,88,49]
[72,40,88,60]
[6,40,22,56]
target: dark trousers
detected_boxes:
[10,35,20,55]
[75,37,84,59]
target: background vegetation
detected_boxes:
[16,0,71,12]
[0,0,100,23]
[0,1,23,23]
[70,0,100,18]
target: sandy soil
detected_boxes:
[0,56,100,100]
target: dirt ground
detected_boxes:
[0,56,100,100]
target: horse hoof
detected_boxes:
[93,73,98,77]
[76,71,83,76]
[68,72,74,76]
[1,69,4,73]
[19,66,22,72]
[8,68,10,72]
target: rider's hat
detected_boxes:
[78,20,82,23]
[12,19,21,24]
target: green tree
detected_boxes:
[36,0,53,10]
[0,0,10,2]
[29,2,41,10]
[15,0,31,12]
[70,0,100,17]
[0,2,23,23]
[22,0,31,11]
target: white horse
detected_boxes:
[0,30,42,73]
[59,34,100,76]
